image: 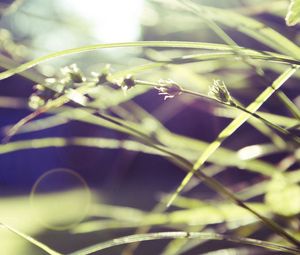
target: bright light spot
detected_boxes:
[66,89,88,106]
[30,168,91,230]
[59,0,144,42]
[238,145,263,160]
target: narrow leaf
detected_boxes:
[167,66,297,207]
[0,223,61,255]
[68,231,300,255]
[286,0,300,26]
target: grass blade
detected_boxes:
[167,66,298,208]
[167,1,300,57]
[0,222,61,255]
[0,137,160,155]
[68,231,300,255]
[0,41,299,81]
[286,0,300,26]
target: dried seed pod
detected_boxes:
[121,75,136,92]
[28,94,46,109]
[61,64,85,83]
[155,79,182,100]
[209,80,233,105]
[92,64,112,85]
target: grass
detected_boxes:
[0,0,300,254]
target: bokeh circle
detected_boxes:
[30,168,91,231]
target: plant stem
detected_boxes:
[134,79,300,145]
[1,41,300,81]
[176,0,300,131]
[68,231,300,255]
[85,108,300,247]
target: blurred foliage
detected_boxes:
[286,0,300,26]
[0,0,300,255]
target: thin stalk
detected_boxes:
[276,91,300,120]
[0,223,61,255]
[3,104,300,248]
[1,48,298,248]
[158,67,300,246]
[177,0,300,126]
[165,67,297,207]
[82,108,300,247]
[2,82,95,143]
[4,85,299,247]
[68,231,300,255]
[0,41,300,81]
[134,79,300,144]
[233,102,300,144]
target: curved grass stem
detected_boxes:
[0,41,299,81]
[83,108,300,248]
[68,231,300,255]
[134,79,300,145]
[0,223,61,255]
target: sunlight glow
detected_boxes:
[60,0,144,42]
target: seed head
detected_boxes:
[155,79,182,100]
[121,75,136,92]
[61,64,85,83]
[28,94,45,109]
[28,84,57,109]
[91,64,111,85]
[209,80,233,104]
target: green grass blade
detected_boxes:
[276,91,300,120]
[10,94,281,177]
[1,111,280,177]
[43,106,299,245]
[68,231,300,255]
[168,2,299,144]
[170,1,300,57]
[286,0,300,26]
[0,41,234,80]
[0,222,61,255]
[9,88,295,245]
[161,225,204,255]
[0,137,161,156]
[0,41,299,81]
[166,66,298,208]
[213,108,300,128]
